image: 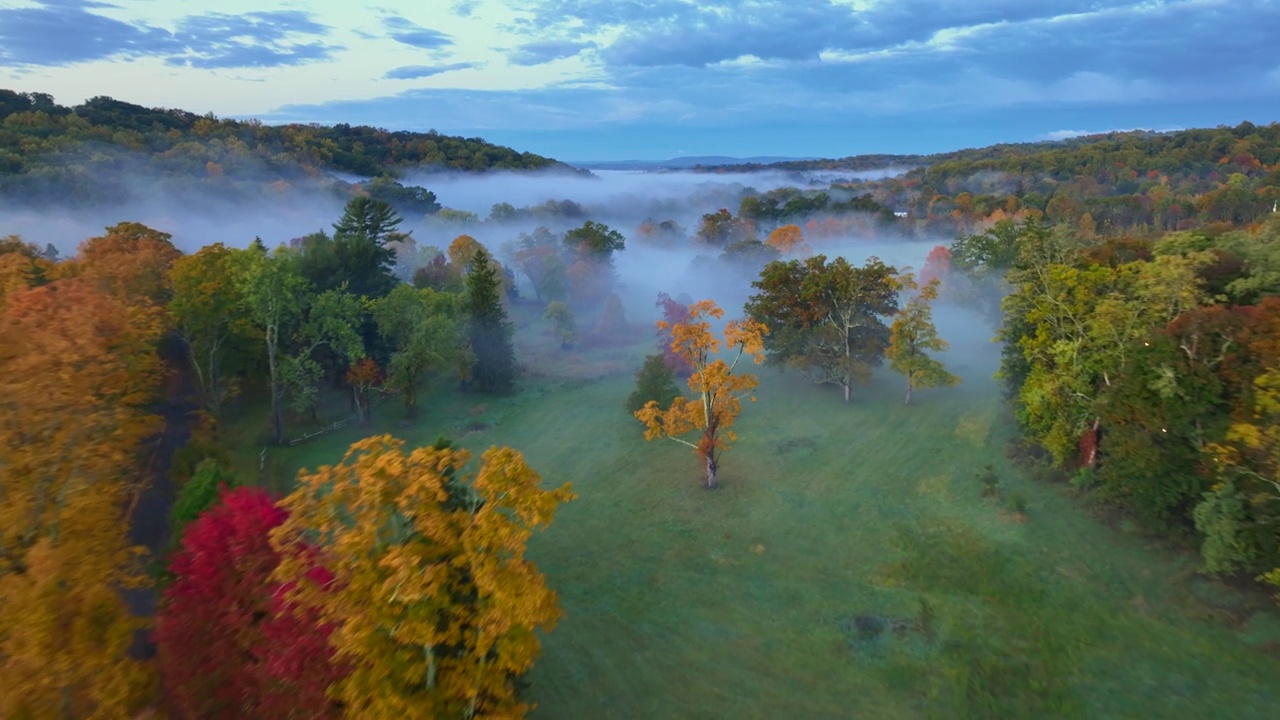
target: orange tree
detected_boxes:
[270,435,575,719]
[635,300,768,488]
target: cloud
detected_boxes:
[0,0,180,66]
[382,15,454,50]
[508,40,596,66]
[452,0,481,17]
[0,2,339,68]
[384,63,477,80]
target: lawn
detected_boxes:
[224,304,1280,720]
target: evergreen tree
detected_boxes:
[464,247,517,393]
[627,354,680,413]
[333,195,404,244]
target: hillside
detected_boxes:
[0,89,578,210]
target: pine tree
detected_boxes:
[627,354,680,413]
[465,247,517,393]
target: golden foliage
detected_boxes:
[634,300,768,487]
[0,278,166,717]
[271,435,575,719]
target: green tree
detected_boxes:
[465,247,517,393]
[333,195,405,244]
[887,277,960,404]
[374,284,466,416]
[234,244,308,445]
[564,220,626,265]
[544,301,578,349]
[627,354,680,413]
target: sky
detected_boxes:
[0,0,1278,162]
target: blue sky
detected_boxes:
[0,0,1278,162]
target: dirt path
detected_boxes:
[124,336,200,658]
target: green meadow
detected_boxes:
[227,304,1280,720]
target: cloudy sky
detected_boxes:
[1,0,1278,161]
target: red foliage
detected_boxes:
[918,245,952,287]
[156,487,345,720]
[656,292,693,375]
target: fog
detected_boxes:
[0,161,997,372]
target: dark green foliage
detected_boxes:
[333,195,404,244]
[0,90,568,208]
[363,176,441,216]
[563,220,626,265]
[464,247,516,393]
[627,354,680,413]
[169,459,242,552]
[976,465,1001,499]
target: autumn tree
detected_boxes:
[374,284,466,417]
[655,292,692,375]
[745,255,901,402]
[887,277,959,404]
[696,208,750,246]
[74,221,182,307]
[765,224,808,255]
[270,435,575,719]
[465,247,517,393]
[0,279,165,718]
[635,301,768,488]
[0,235,54,309]
[346,357,384,424]
[512,226,567,302]
[157,486,345,720]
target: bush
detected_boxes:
[1006,491,1028,515]
[976,465,1002,499]
[627,354,681,413]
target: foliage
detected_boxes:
[270,435,576,720]
[635,300,768,488]
[374,284,466,416]
[544,301,578,348]
[465,247,517,393]
[887,277,959,405]
[0,277,166,718]
[745,254,901,402]
[596,292,628,337]
[157,486,344,719]
[169,242,255,416]
[655,292,693,375]
[627,354,681,414]
[169,459,242,552]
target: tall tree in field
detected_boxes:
[746,255,901,402]
[157,486,345,720]
[169,242,254,417]
[270,435,575,719]
[374,284,466,417]
[0,279,165,718]
[887,277,959,405]
[234,244,308,445]
[635,300,768,488]
[544,301,578,349]
[765,224,808,255]
[465,247,517,393]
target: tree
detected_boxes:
[597,292,628,337]
[169,242,254,417]
[745,255,901,402]
[0,278,165,718]
[513,227,566,302]
[74,221,182,307]
[635,300,768,488]
[157,486,345,720]
[235,244,306,444]
[333,195,405,245]
[696,208,750,246]
[887,277,960,405]
[627,354,680,413]
[168,459,241,556]
[765,224,807,254]
[544,301,578,349]
[280,287,367,422]
[346,357,384,424]
[270,435,575,719]
[465,247,517,393]
[374,284,466,417]
[448,234,485,271]
[564,220,626,265]
[655,292,693,375]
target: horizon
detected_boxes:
[1,1,1278,161]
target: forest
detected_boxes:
[3,97,1280,719]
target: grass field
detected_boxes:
[226,304,1280,720]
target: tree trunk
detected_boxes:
[905,379,912,406]
[705,454,718,489]
[843,382,850,403]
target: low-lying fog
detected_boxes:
[1,165,997,360]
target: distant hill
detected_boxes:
[0,88,581,210]
[572,155,818,171]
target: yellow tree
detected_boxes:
[0,279,164,718]
[887,277,960,405]
[635,300,767,488]
[270,435,575,719]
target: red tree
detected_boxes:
[656,292,693,375]
[918,245,952,287]
[156,486,345,719]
